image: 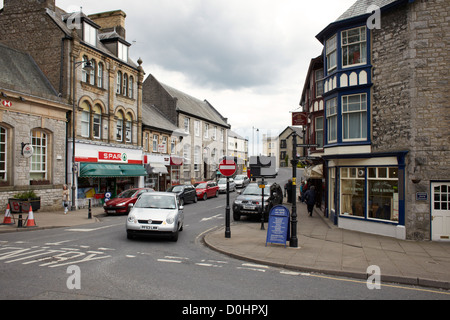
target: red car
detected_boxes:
[195,181,219,200]
[104,188,154,215]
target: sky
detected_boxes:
[1,0,357,154]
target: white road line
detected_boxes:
[200,214,222,222]
[237,267,266,273]
[241,263,269,269]
[157,259,182,264]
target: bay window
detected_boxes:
[326,35,337,71]
[342,93,367,141]
[342,26,367,67]
[326,98,337,143]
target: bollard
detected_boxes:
[88,199,92,219]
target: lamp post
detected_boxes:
[71,58,93,211]
[289,131,299,248]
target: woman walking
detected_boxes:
[62,184,70,214]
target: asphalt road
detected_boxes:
[1,169,449,305]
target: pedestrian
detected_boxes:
[299,181,305,202]
[286,179,293,203]
[305,185,316,216]
[62,184,70,214]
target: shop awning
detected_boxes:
[80,163,147,178]
[304,164,323,179]
[145,163,169,175]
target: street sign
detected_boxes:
[219,159,237,177]
[296,144,319,148]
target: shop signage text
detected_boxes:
[1,99,12,108]
[98,151,127,163]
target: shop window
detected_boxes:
[30,130,48,181]
[368,167,399,222]
[328,167,336,213]
[340,167,365,217]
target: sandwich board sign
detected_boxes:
[266,205,290,247]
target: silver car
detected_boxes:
[218,178,236,193]
[126,192,184,242]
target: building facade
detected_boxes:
[227,130,249,175]
[315,0,449,240]
[143,74,230,184]
[0,1,147,207]
[278,126,304,168]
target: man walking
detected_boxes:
[305,185,316,216]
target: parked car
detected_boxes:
[218,178,236,193]
[126,192,184,242]
[166,184,197,205]
[104,188,154,215]
[234,175,250,188]
[195,181,219,200]
[232,183,283,222]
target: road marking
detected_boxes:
[157,259,182,264]
[242,263,269,269]
[200,214,222,222]
[237,267,266,273]
[66,224,122,232]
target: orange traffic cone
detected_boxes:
[1,204,14,225]
[25,205,37,228]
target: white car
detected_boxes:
[126,192,184,242]
[218,178,236,193]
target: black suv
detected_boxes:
[232,183,283,222]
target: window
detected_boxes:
[204,123,209,139]
[153,134,159,152]
[30,130,47,181]
[144,133,149,152]
[162,136,168,153]
[184,118,190,133]
[0,126,7,181]
[80,102,90,138]
[129,76,134,98]
[116,112,124,142]
[368,167,399,222]
[221,129,224,142]
[342,26,367,67]
[123,74,128,97]
[326,35,337,71]
[117,72,122,94]
[342,93,367,141]
[118,42,128,61]
[315,116,324,148]
[97,63,103,88]
[93,105,102,139]
[326,98,337,143]
[195,120,200,137]
[213,126,217,140]
[89,60,95,85]
[82,56,89,83]
[194,146,201,172]
[83,22,97,47]
[340,167,366,217]
[183,144,191,171]
[328,168,336,213]
[171,137,176,154]
[125,113,132,143]
[315,69,324,97]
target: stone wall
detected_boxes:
[371,0,450,240]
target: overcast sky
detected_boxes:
[2,0,357,153]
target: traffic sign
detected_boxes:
[219,159,236,177]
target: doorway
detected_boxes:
[431,182,450,241]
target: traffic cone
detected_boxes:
[25,205,37,228]
[1,204,14,225]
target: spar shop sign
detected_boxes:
[98,151,128,163]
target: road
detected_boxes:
[0,168,449,306]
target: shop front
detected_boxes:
[74,143,146,207]
[324,151,408,240]
[143,154,184,190]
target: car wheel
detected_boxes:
[127,232,134,240]
[215,191,219,197]
[203,193,207,201]
[171,229,179,242]
[193,195,198,203]
[180,198,184,206]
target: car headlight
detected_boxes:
[166,215,176,224]
[234,200,242,204]
[127,215,137,223]
[118,202,126,207]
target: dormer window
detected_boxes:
[83,22,97,47]
[118,42,128,62]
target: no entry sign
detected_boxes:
[219,159,236,177]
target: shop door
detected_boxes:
[431,182,450,241]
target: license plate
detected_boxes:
[243,205,255,210]
[107,210,115,214]
[141,225,158,231]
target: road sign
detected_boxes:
[219,159,236,177]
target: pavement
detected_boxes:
[1,201,449,291]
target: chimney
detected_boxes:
[88,10,127,39]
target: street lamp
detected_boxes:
[71,58,94,211]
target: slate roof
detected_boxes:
[142,103,181,133]
[0,42,58,99]
[336,0,399,22]
[159,82,230,128]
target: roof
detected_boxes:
[0,42,58,99]
[336,0,398,22]
[159,82,230,128]
[142,103,182,134]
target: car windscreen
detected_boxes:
[242,185,270,196]
[135,194,177,209]
[169,185,184,192]
[234,176,244,180]
[118,189,137,198]
[196,183,207,189]
[218,179,227,184]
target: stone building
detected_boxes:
[0,0,147,207]
[143,74,230,184]
[315,0,449,240]
[278,126,304,169]
[0,43,70,211]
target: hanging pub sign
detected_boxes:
[266,205,291,248]
[292,112,307,126]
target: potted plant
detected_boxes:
[8,190,41,213]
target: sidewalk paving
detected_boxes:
[1,201,449,290]
[204,201,450,291]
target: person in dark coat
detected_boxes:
[305,185,316,216]
[286,179,293,203]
